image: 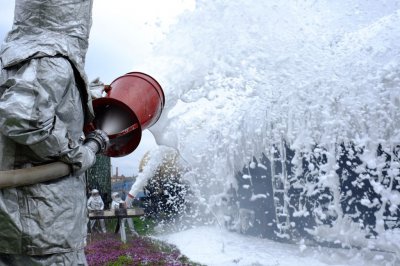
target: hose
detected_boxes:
[0,129,109,189]
[0,162,71,189]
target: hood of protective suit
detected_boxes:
[0,0,94,121]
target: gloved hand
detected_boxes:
[60,129,109,176]
[84,129,109,154]
[124,193,135,208]
[60,145,96,177]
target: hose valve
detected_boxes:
[84,129,109,154]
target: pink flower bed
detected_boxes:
[85,233,199,266]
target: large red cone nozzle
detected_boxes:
[85,72,165,157]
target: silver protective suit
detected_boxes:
[0,0,95,262]
[111,193,137,236]
[87,195,105,211]
[87,194,106,233]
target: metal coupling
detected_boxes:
[84,129,109,154]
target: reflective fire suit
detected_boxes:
[0,0,95,264]
[87,191,107,233]
[111,192,138,236]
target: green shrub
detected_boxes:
[107,255,133,266]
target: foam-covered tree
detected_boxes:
[140,148,192,225]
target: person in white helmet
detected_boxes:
[111,192,138,237]
[87,189,107,233]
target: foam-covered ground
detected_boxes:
[156,226,399,266]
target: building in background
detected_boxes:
[111,166,136,201]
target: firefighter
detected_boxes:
[0,0,108,264]
[111,192,139,237]
[87,189,107,234]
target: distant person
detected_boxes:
[87,189,107,233]
[111,192,139,237]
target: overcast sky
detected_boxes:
[0,0,195,176]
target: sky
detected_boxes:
[0,0,195,177]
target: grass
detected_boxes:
[102,217,157,236]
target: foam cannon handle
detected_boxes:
[0,130,109,189]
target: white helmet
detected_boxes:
[111,192,120,200]
[91,189,99,195]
